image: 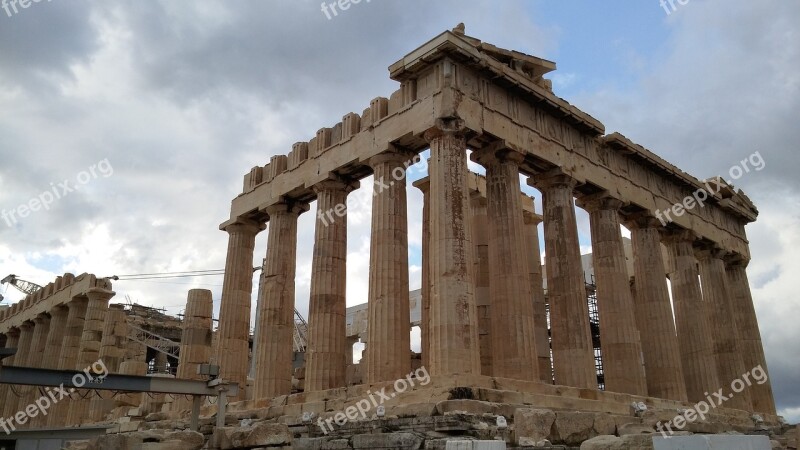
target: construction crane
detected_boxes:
[0,274,43,302]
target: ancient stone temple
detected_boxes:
[203,26,783,449]
[0,27,792,450]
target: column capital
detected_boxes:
[312,176,360,195]
[20,320,33,330]
[575,191,625,212]
[522,209,543,226]
[67,295,88,307]
[423,118,468,142]
[693,242,729,261]
[471,141,526,168]
[367,147,416,170]
[32,313,50,325]
[621,212,662,230]
[223,217,266,235]
[50,304,69,316]
[412,177,430,193]
[659,228,698,245]
[265,201,310,218]
[86,287,115,303]
[527,169,578,191]
[6,326,20,338]
[724,252,751,268]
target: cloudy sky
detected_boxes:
[0,0,797,421]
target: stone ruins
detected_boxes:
[1,26,796,450]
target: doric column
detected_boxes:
[473,146,538,381]
[523,208,552,383]
[3,321,34,419]
[89,304,128,422]
[470,193,492,376]
[696,246,753,411]
[726,258,776,414]
[216,218,264,400]
[172,289,214,411]
[412,178,431,368]
[366,150,412,383]
[42,305,68,370]
[68,288,114,425]
[48,298,88,427]
[662,230,720,403]
[115,340,148,411]
[624,215,687,401]
[0,328,20,419]
[306,178,358,392]
[577,194,647,396]
[253,202,306,399]
[528,171,595,389]
[424,124,481,376]
[21,313,51,428]
[27,314,51,368]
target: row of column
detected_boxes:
[0,288,115,428]
[214,125,775,415]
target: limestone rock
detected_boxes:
[212,422,293,449]
[617,422,655,435]
[514,408,555,446]
[87,430,203,450]
[352,432,423,449]
[593,413,617,436]
[553,411,596,446]
[581,435,622,450]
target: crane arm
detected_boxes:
[1,274,43,296]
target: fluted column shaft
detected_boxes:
[579,196,647,395]
[529,173,596,389]
[726,261,776,414]
[22,313,51,428]
[697,248,753,410]
[42,306,68,370]
[68,288,114,425]
[3,321,34,419]
[412,178,431,368]
[663,231,721,403]
[89,304,128,422]
[476,148,538,381]
[1,328,20,420]
[216,219,264,400]
[48,298,87,427]
[173,290,214,411]
[306,179,357,391]
[626,216,687,401]
[523,209,552,383]
[254,203,305,399]
[425,126,481,376]
[366,151,412,383]
[470,195,492,376]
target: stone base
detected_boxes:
[80,374,790,449]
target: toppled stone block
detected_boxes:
[88,430,203,450]
[553,411,596,446]
[582,434,659,450]
[581,435,623,450]
[514,408,555,446]
[617,422,655,436]
[211,422,293,449]
[444,441,506,449]
[352,432,424,449]
[652,434,771,449]
[294,437,351,449]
